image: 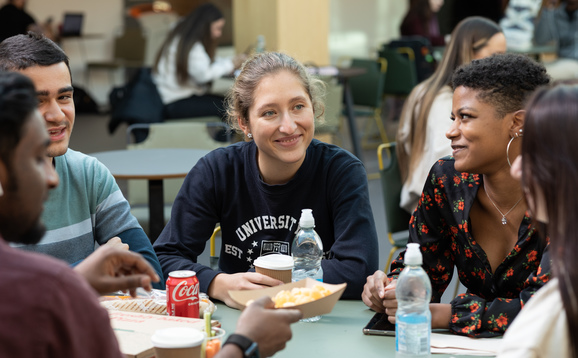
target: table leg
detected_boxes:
[148,179,164,243]
[342,80,364,161]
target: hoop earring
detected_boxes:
[506,133,523,167]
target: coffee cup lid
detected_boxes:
[151,327,204,348]
[254,254,294,270]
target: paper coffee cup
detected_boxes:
[254,254,294,283]
[151,327,204,358]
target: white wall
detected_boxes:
[329,0,407,63]
[25,0,407,103]
[27,0,123,104]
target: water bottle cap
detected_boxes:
[299,208,315,227]
[404,243,422,265]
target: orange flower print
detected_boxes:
[465,248,472,258]
[452,315,459,323]
[458,201,465,210]
[496,315,508,328]
[479,271,486,280]
[453,176,461,185]
[527,250,537,262]
[461,172,469,180]
[421,224,429,234]
[506,268,514,277]
[469,302,480,312]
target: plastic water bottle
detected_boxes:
[255,35,266,53]
[395,243,432,358]
[292,208,324,322]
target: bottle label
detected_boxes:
[396,320,430,355]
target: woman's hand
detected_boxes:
[208,272,284,309]
[362,270,397,321]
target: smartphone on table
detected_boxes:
[362,312,396,336]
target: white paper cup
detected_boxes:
[151,327,204,358]
[254,254,294,283]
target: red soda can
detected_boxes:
[166,270,200,318]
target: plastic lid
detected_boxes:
[253,254,294,270]
[151,327,204,348]
[404,243,422,265]
[299,208,315,228]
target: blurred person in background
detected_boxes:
[0,0,54,42]
[400,0,446,46]
[153,2,246,140]
[534,0,578,81]
[397,16,506,213]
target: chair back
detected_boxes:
[387,36,435,82]
[349,58,387,108]
[114,27,146,64]
[378,47,418,96]
[378,142,411,235]
[315,76,344,134]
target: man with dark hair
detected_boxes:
[0,70,157,357]
[0,70,301,358]
[0,32,164,287]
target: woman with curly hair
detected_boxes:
[154,52,379,308]
[397,16,506,213]
[363,53,551,337]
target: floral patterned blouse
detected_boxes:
[388,157,551,338]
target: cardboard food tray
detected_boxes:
[228,278,347,319]
[107,310,219,358]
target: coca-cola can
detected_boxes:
[166,270,200,318]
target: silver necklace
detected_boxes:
[483,184,523,225]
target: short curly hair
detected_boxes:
[451,53,550,117]
[225,52,325,134]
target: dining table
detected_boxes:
[89,148,210,242]
[213,300,497,357]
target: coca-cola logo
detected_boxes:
[171,280,199,303]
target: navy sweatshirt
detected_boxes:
[153,139,379,299]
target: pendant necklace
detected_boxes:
[483,184,523,225]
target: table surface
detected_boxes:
[213,300,494,358]
[89,148,210,180]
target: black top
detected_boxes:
[0,4,35,43]
[389,157,551,337]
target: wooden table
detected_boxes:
[90,148,210,242]
[214,300,496,357]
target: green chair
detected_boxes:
[378,142,411,271]
[379,46,418,96]
[348,58,389,148]
[378,46,419,123]
[379,142,461,297]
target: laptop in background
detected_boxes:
[60,13,83,37]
